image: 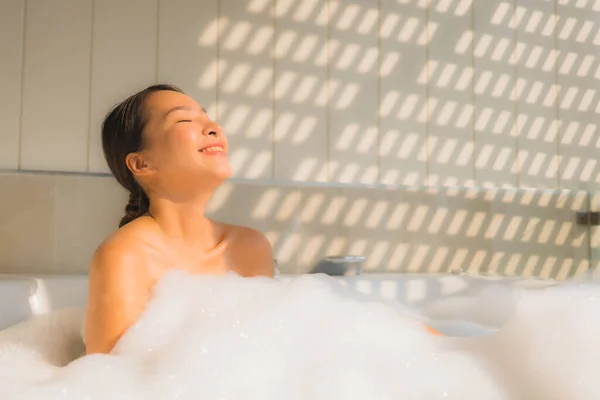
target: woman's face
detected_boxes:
[138,90,232,191]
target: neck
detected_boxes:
[147,191,216,248]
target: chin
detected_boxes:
[216,170,232,182]
[210,165,233,182]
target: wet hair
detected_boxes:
[101,84,184,228]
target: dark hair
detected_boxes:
[101,84,184,227]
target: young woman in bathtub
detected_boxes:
[84,84,274,355]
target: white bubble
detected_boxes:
[0,271,598,399]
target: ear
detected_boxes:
[125,152,154,178]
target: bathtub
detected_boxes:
[0,273,88,330]
[0,272,557,331]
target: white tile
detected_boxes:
[400,186,492,275]
[20,0,93,172]
[157,0,219,116]
[428,0,475,186]
[0,173,56,273]
[342,188,395,272]
[217,0,273,180]
[88,0,159,173]
[258,185,347,273]
[0,0,24,170]
[490,188,589,280]
[379,0,428,186]
[556,1,600,191]
[473,0,518,187]
[515,0,559,189]
[293,186,347,272]
[328,0,379,184]
[273,0,329,182]
[54,175,127,273]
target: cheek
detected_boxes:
[158,130,201,170]
[154,128,198,161]
[145,125,201,170]
[169,125,200,151]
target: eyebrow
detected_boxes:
[163,105,208,119]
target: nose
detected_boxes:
[203,121,222,137]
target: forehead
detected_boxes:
[145,90,202,119]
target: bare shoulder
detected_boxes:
[88,239,142,296]
[89,218,156,280]
[85,219,157,354]
[87,220,158,319]
[223,223,274,277]
[228,224,272,250]
[91,233,140,273]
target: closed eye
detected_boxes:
[177,119,192,123]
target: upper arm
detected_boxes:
[233,227,274,277]
[84,241,151,354]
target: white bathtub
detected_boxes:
[0,273,88,330]
[0,272,557,331]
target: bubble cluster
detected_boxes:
[0,271,597,399]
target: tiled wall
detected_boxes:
[0,0,598,188]
[0,171,593,277]
[0,0,599,276]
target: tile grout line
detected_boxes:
[85,0,95,173]
[17,0,28,171]
[155,0,160,84]
[271,0,277,180]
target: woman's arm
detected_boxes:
[84,242,151,354]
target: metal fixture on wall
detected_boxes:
[309,255,365,276]
[576,211,600,226]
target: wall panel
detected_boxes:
[515,0,559,189]
[88,0,159,173]
[157,0,219,116]
[217,0,274,180]
[273,0,329,182]
[20,0,93,172]
[379,0,428,186]
[328,0,379,184]
[0,0,24,170]
[473,0,518,187]
[428,0,475,186]
[556,0,600,191]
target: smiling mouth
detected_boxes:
[199,145,225,153]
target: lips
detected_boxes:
[199,142,226,153]
[199,145,224,152]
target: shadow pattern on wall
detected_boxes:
[0,173,592,279]
[207,180,591,278]
[0,0,597,191]
[0,0,598,279]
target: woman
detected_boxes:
[84,84,274,354]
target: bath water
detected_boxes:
[0,271,598,399]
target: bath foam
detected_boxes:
[0,271,595,399]
[449,282,600,400]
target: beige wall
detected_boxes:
[0,0,599,276]
[0,171,593,278]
